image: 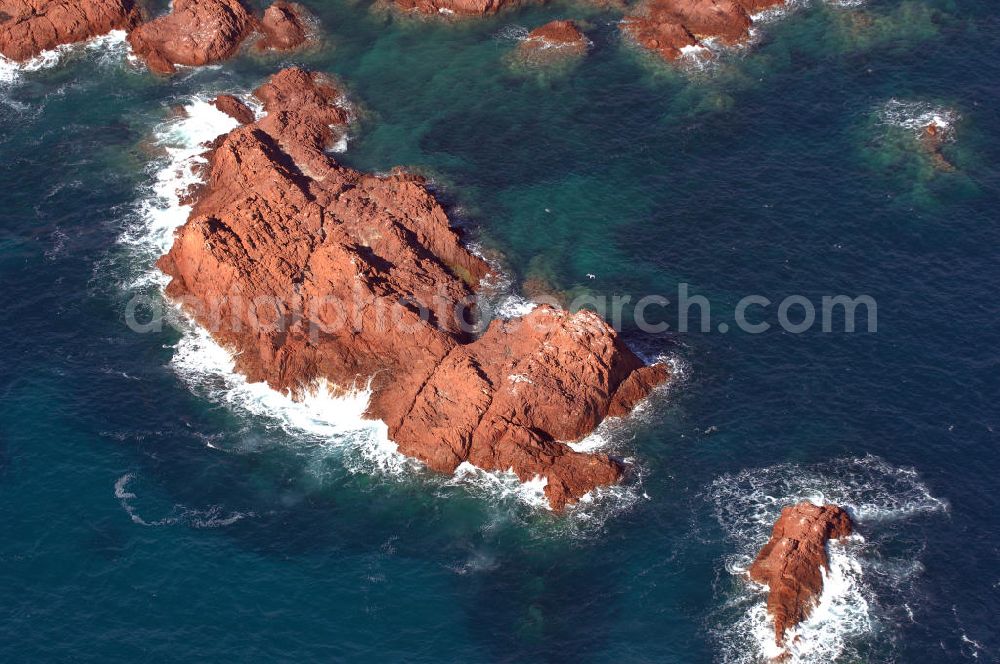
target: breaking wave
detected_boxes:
[877,98,959,139]
[0,29,130,86]
[707,455,947,663]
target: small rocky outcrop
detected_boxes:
[256,1,310,51]
[621,0,787,61]
[157,68,669,510]
[0,0,141,62]
[748,502,854,647]
[212,94,255,124]
[518,20,589,60]
[127,0,311,75]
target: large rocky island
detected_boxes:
[158,68,669,510]
[749,502,854,647]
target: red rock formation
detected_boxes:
[0,0,140,62]
[257,1,310,51]
[519,20,589,59]
[158,68,669,509]
[393,0,524,17]
[127,0,311,75]
[212,94,255,124]
[748,502,854,647]
[621,0,790,61]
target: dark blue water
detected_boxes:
[1,0,997,661]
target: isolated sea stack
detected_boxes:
[748,502,854,647]
[0,0,141,62]
[157,68,669,510]
[621,0,787,61]
[127,0,310,75]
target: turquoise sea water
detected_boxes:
[1,0,997,661]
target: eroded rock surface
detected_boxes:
[158,68,669,509]
[748,502,854,647]
[0,0,140,62]
[621,0,787,61]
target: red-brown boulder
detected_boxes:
[0,0,140,62]
[748,502,854,647]
[157,68,669,510]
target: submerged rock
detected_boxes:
[0,0,141,62]
[748,502,854,647]
[158,68,669,510]
[127,0,311,75]
[621,0,787,62]
[921,119,955,171]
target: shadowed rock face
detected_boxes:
[748,502,854,647]
[0,0,140,62]
[621,0,787,61]
[127,0,310,75]
[158,68,669,510]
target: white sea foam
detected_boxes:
[119,96,241,288]
[708,455,947,663]
[448,462,551,510]
[114,473,254,528]
[0,29,129,85]
[878,99,959,140]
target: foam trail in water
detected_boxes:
[114,473,254,528]
[709,455,947,663]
